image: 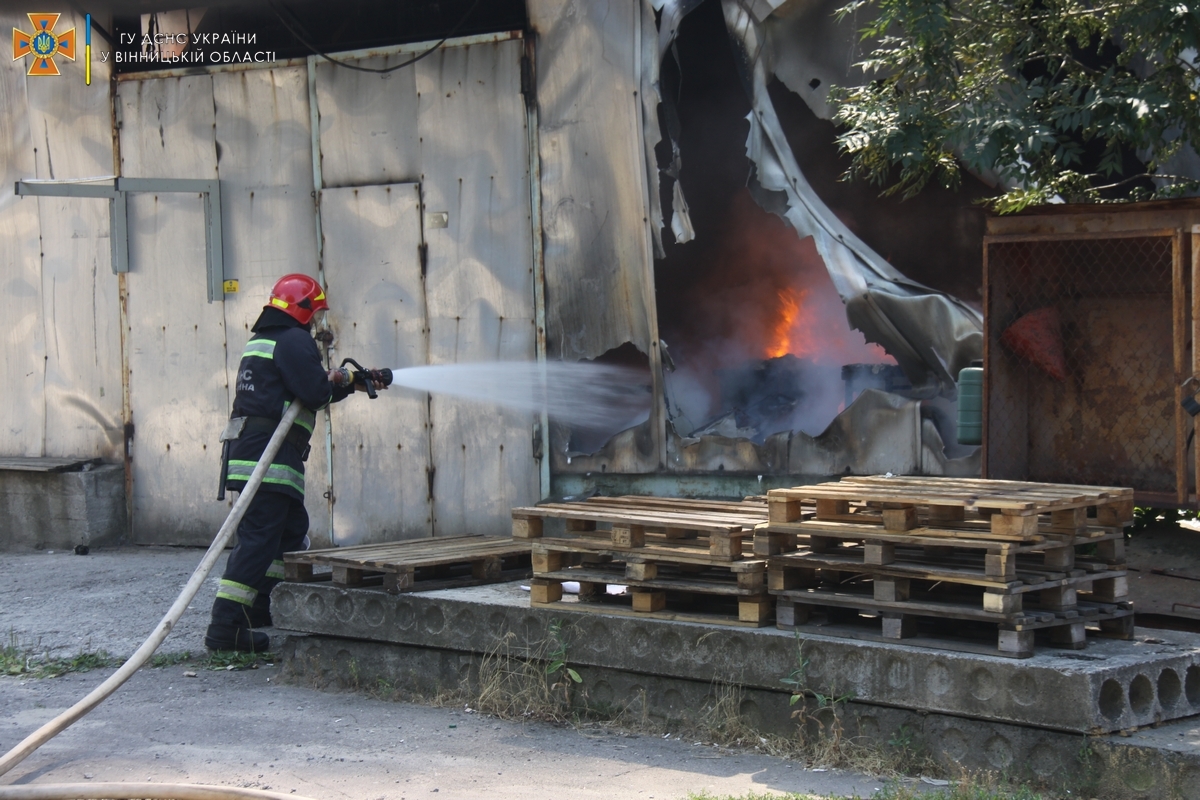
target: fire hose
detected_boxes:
[0,404,321,800]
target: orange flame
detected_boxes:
[764,284,894,365]
[765,288,803,358]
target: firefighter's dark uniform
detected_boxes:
[209,307,351,637]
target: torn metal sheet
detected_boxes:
[722,0,983,398]
[558,388,979,476]
[646,0,701,251]
[758,0,868,121]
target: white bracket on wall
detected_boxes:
[14,177,225,302]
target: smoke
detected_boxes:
[660,189,892,438]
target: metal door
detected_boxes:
[315,36,539,541]
[320,183,433,543]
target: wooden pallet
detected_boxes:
[774,590,1134,658]
[769,546,1131,656]
[529,531,773,626]
[582,495,770,517]
[767,477,1134,544]
[283,534,531,593]
[769,547,1129,613]
[765,527,1125,580]
[530,593,773,628]
[512,496,767,561]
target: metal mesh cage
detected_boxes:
[984,233,1191,498]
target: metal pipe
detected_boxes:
[0,403,302,779]
[307,54,337,548]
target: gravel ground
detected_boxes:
[0,547,886,799]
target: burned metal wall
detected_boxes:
[0,9,123,465]
[3,31,539,546]
[112,36,539,545]
[527,0,658,363]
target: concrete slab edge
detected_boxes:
[271,581,1200,734]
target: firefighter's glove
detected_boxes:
[357,373,389,392]
[327,367,388,393]
[327,367,353,389]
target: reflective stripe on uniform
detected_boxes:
[227,459,305,495]
[242,338,276,360]
[216,579,258,606]
[266,559,286,580]
[283,400,317,433]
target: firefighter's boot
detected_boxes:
[246,593,273,628]
[205,597,269,653]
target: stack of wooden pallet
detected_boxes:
[512,496,773,626]
[283,534,532,593]
[764,477,1134,657]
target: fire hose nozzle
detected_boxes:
[340,358,392,399]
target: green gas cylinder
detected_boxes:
[956,361,983,446]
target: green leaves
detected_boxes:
[829,0,1200,211]
[544,619,583,689]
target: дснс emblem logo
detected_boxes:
[12,13,76,76]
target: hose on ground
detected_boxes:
[0,782,311,800]
[0,404,305,789]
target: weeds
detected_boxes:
[149,651,193,668]
[203,650,274,671]
[544,620,582,701]
[472,620,584,722]
[687,775,1048,800]
[2,630,115,679]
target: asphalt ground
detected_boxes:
[0,547,885,799]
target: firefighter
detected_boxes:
[205,274,381,653]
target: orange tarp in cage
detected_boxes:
[1000,307,1067,381]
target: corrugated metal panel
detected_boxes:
[416,40,540,536]
[320,183,433,543]
[528,0,655,361]
[210,65,327,539]
[0,12,47,457]
[25,15,122,460]
[312,55,421,188]
[309,38,540,538]
[117,76,232,545]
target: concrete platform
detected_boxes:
[281,632,1200,796]
[272,580,1200,734]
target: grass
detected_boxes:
[687,778,1050,800]
[283,620,940,780]
[2,629,274,679]
[2,631,115,679]
[201,650,275,670]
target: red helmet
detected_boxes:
[266,274,328,326]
